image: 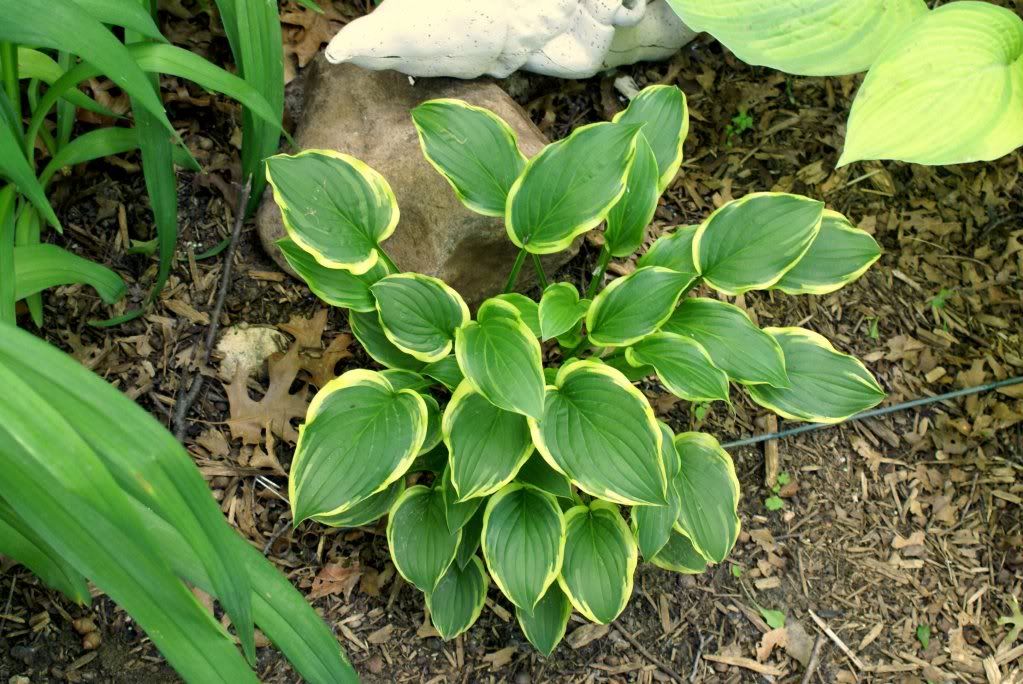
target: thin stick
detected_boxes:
[173,177,252,440]
[688,632,706,682]
[808,610,864,671]
[619,628,685,683]
[800,635,825,684]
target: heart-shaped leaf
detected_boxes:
[439,465,483,533]
[312,479,405,530]
[371,273,469,362]
[538,283,589,342]
[387,485,460,592]
[515,453,574,501]
[649,529,708,574]
[632,423,682,559]
[426,556,489,640]
[349,310,426,372]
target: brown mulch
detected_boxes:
[2,1,1021,683]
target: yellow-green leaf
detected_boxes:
[772,210,881,295]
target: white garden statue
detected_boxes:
[324,0,698,79]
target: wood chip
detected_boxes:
[702,654,784,676]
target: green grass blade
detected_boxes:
[0,104,60,231]
[38,126,141,185]
[0,187,16,323]
[14,207,43,326]
[16,48,120,119]
[0,498,91,603]
[69,0,166,41]
[13,243,126,303]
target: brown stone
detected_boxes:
[257,57,576,306]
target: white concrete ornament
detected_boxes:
[324,0,697,80]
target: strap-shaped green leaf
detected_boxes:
[516,582,572,656]
[625,333,730,404]
[412,98,527,217]
[440,465,484,533]
[529,360,667,506]
[455,301,546,419]
[278,238,387,312]
[0,114,59,231]
[558,501,637,625]
[694,193,823,294]
[16,47,122,118]
[426,556,489,640]
[612,85,689,191]
[586,266,694,347]
[661,298,788,387]
[840,2,1023,166]
[444,381,534,501]
[674,432,740,563]
[371,273,469,362]
[506,122,641,254]
[515,453,574,501]
[454,507,484,570]
[632,423,682,560]
[265,150,398,273]
[349,309,427,372]
[748,327,885,423]
[666,0,927,76]
[491,293,541,337]
[482,483,565,610]
[649,529,708,574]
[0,502,90,603]
[14,244,126,304]
[423,355,464,391]
[387,485,461,593]
[637,224,698,280]
[538,282,590,342]
[289,370,428,522]
[604,134,659,257]
[312,479,405,529]
[772,210,881,295]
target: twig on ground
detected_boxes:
[618,627,685,683]
[808,610,864,670]
[0,576,16,636]
[800,635,825,684]
[688,632,706,682]
[172,177,252,441]
[262,516,292,556]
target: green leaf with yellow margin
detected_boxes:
[529,360,667,506]
[277,237,388,312]
[673,432,740,563]
[371,273,469,362]
[650,529,708,574]
[625,333,730,404]
[586,266,694,347]
[747,327,884,423]
[515,453,573,501]
[538,282,589,342]
[491,293,541,338]
[612,84,689,191]
[454,507,484,570]
[482,483,565,610]
[289,370,427,522]
[426,555,489,640]
[423,355,464,391]
[265,150,398,274]
[604,134,659,258]
[387,485,460,593]
[632,423,682,560]
[312,479,405,529]
[439,465,483,534]
[516,583,572,656]
[637,224,698,281]
[349,310,426,372]
[772,210,881,295]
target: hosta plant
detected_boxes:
[266,85,885,654]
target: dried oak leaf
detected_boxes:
[223,344,308,445]
[308,563,362,601]
[279,309,353,388]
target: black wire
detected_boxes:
[721,376,1023,449]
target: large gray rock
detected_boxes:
[257,57,577,306]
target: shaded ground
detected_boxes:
[1,1,1021,682]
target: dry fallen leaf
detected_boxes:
[308,563,363,601]
[223,344,309,445]
[756,627,788,662]
[482,646,516,670]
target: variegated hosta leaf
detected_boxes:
[632,424,682,560]
[604,134,659,258]
[455,300,546,420]
[558,501,637,625]
[426,556,489,640]
[515,453,574,501]
[661,298,788,387]
[612,85,689,191]
[586,266,694,347]
[625,333,730,404]
[443,381,533,501]
[529,360,667,506]
[516,583,572,657]
[277,238,389,312]
[666,0,927,76]
[694,193,824,295]
[422,355,464,391]
[538,283,589,342]
[419,394,444,455]
[312,479,405,529]
[412,99,526,216]
[379,369,434,392]
[506,122,641,254]
[454,508,485,570]
[265,150,398,274]
[650,529,709,574]
[673,432,740,564]
[482,483,566,610]
[349,310,427,372]
[840,2,1023,167]
[439,465,483,534]
[387,485,460,593]
[490,293,541,338]
[371,273,469,363]
[637,224,698,281]
[748,327,885,423]
[773,210,881,295]
[289,370,428,522]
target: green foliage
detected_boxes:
[665,0,1023,166]
[268,84,885,655]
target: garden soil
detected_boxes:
[1,1,1021,682]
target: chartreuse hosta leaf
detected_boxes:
[516,453,574,501]
[633,424,682,560]
[482,483,566,610]
[490,293,541,338]
[440,465,483,533]
[387,485,460,593]
[349,310,427,372]
[371,273,470,362]
[265,150,398,274]
[650,530,709,574]
[558,501,637,625]
[748,328,885,423]
[774,210,881,295]
[605,134,659,258]
[506,122,641,254]
[443,381,534,500]
[612,84,689,191]
[289,370,428,522]
[694,193,824,295]
[313,480,405,529]
[426,556,489,640]
[637,224,698,281]
[277,238,388,312]
[673,433,740,563]
[516,583,572,656]
[625,334,730,404]
[412,99,526,216]
[586,267,694,347]
[455,300,546,419]
[840,2,1023,167]
[529,360,667,506]
[661,298,788,387]
[666,0,927,76]
[538,283,590,342]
